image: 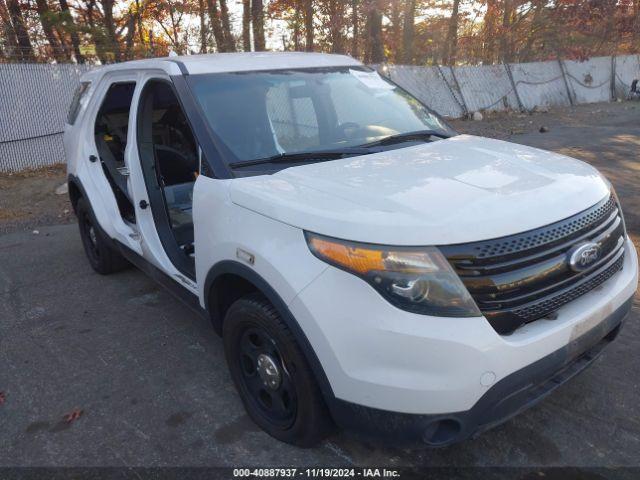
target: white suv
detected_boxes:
[64,52,638,447]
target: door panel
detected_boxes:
[93,82,137,223]
[135,78,199,280]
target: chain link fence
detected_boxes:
[2,54,640,172]
[0,63,93,172]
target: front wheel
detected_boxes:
[223,293,333,447]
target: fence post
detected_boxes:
[557,58,574,106]
[503,62,525,112]
[436,64,468,118]
[610,55,617,101]
[448,66,470,118]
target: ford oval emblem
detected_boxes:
[568,242,601,272]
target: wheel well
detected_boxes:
[208,273,260,332]
[68,180,82,213]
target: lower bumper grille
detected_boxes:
[440,194,626,334]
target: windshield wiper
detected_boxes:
[229,147,371,169]
[362,129,452,148]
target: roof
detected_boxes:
[83,52,362,80]
[173,52,362,74]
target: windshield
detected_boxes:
[187,66,454,166]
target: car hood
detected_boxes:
[229,135,610,245]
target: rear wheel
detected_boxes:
[223,293,333,447]
[76,197,130,275]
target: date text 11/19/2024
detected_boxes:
[233,468,401,478]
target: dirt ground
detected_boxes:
[1,101,638,235]
[0,164,73,234]
[449,100,640,139]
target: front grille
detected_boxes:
[440,195,626,335]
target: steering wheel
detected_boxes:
[335,122,362,140]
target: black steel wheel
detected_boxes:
[237,327,297,428]
[223,293,333,447]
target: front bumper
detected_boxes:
[329,297,631,446]
[288,238,638,444]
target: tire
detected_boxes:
[76,197,130,275]
[223,293,334,447]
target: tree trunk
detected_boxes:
[351,0,358,57]
[365,0,383,64]
[303,0,313,51]
[101,0,121,62]
[442,0,460,65]
[500,0,513,63]
[401,0,415,64]
[35,0,67,61]
[198,0,208,53]
[6,0,35,61]
[251,0,265,51]
[59,0,84,63]
[85,0,109,64]
[520,0,544,62]
[0,0,20,60]
[123,8,138,59]
[389,0,402,63]
[242,0,251,51]
[482,0,498,64]
[328,0,345,53]
[207,0,227,52]
[635,0,640,47]
[292,3,301,51]
[219,0,235,51]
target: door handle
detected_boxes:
[139,200,149,209]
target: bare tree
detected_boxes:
[155,0,187,54]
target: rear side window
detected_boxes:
[67,81,91,125]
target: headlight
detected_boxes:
[305,232,481,317]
